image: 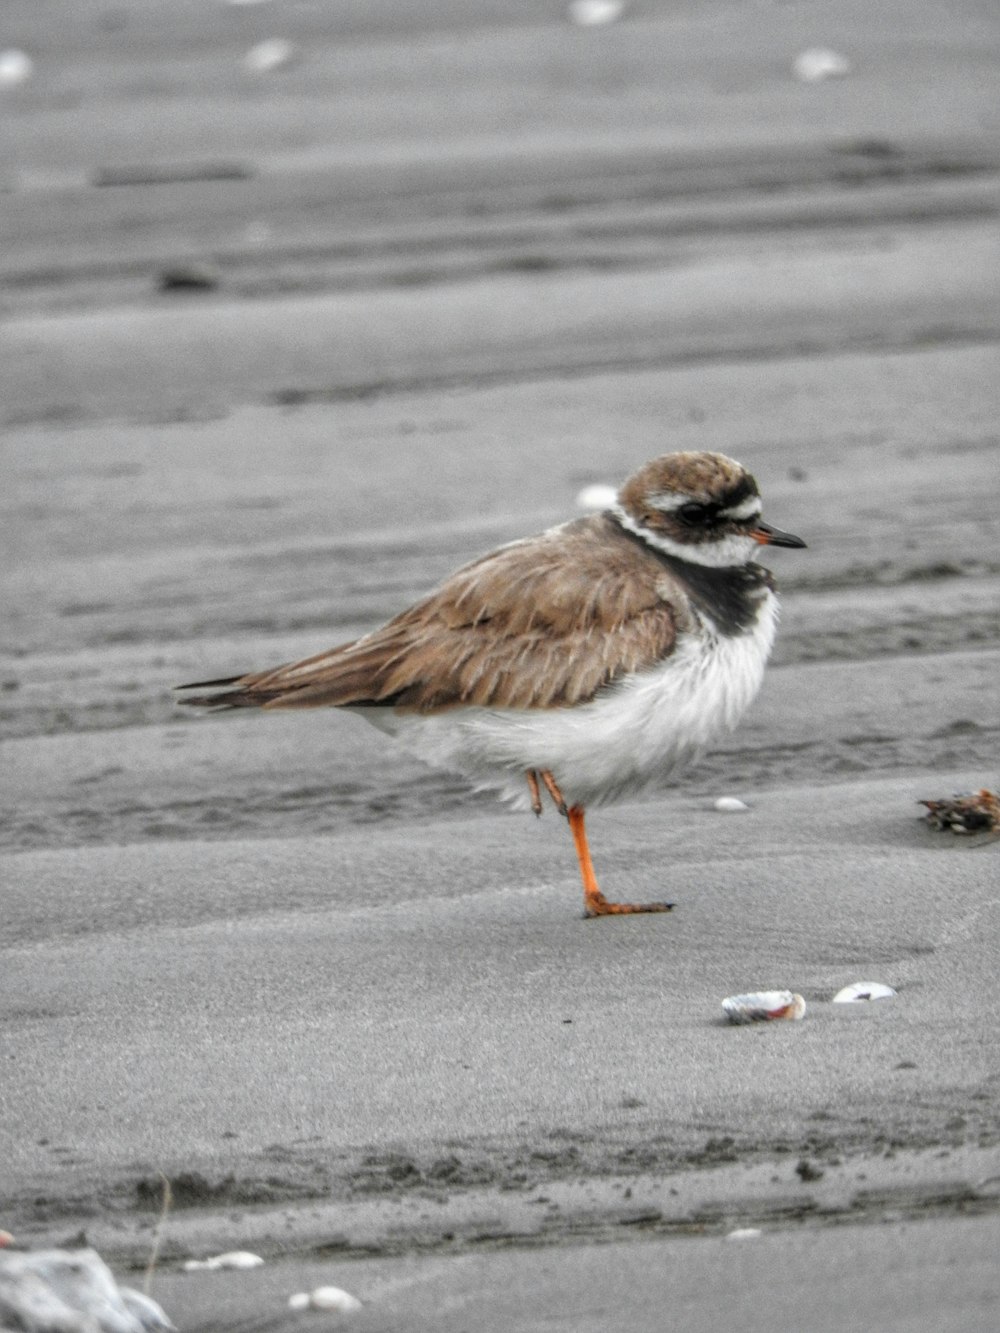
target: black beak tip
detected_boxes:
[755,521,807,550]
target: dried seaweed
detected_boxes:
[919,788,1000,834]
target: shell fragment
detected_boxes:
[832,981,896,1004]
[722,990,806,1024]
[288,1285,362,1313]
[182,1251,264,1272]
[714,796,749,813]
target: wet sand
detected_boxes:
[2,2,1000,1329]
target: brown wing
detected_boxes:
[179,515,681,714]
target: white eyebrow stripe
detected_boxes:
[647,492,691,513]
[720,495,762,520]
[647,492,762,520]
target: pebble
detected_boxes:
[158,263,220,293]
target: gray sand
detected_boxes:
[2,2,999,1329]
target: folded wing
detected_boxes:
[178,515,679,714]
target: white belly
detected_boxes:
[357,593,778,810]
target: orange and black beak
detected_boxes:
[751,520,807,549]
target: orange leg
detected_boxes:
[567,806,674,919]
[525,769,543,817]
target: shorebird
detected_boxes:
[179,451,805,917]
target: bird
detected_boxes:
[178,451,805,917]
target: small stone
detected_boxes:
[158,264,219,293]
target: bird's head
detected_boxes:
[614,451,806,568]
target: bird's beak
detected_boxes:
[751,521,807,549]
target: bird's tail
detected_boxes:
[175,674,283,710]
[174,637,378,711]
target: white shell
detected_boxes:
[726,1228,763,1240]
[575,483,618,511]
[832,981,897,1004]
[182,1251,264,1272]
[714,796,749,813]
[0,49,34,88]
[119,1285,177,1330]
[288,1286,363,1313]
[244,39,297,73]
[568,1,626,25]
[792,48,851,82]
[722,990,806,1024]
[0,1248,177,1332]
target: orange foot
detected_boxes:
[583,889,674,918]
[568,804,673,918]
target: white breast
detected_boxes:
[359,592,779,811]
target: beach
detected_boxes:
[2,2,999,1328]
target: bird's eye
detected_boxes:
[677,502,707,523]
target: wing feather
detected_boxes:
[178,516,682,713]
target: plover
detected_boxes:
[179,451,805,917]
